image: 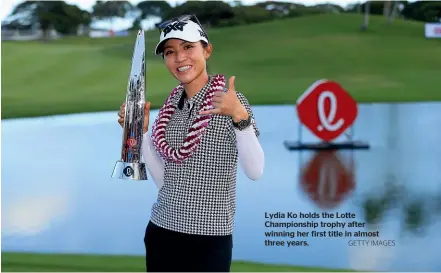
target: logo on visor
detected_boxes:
[163,21,187,37]
[198,30,208,39]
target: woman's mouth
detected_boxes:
[177,65,192,73]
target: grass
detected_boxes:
[2,14,441,119]
[1,252,354,272]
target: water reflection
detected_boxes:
[1,103,441,271]
[360,176,441,237]
[299,151,356,210]
[2,194,70,237]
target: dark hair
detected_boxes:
[201,41,211,74]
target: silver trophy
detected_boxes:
[112,30,148,181]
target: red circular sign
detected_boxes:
[127,138,137,147]
[300,151,355,209]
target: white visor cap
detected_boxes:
[155,20,209,55]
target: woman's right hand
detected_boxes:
[118,101,151,134]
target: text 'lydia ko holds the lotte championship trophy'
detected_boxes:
[264,211,395,248]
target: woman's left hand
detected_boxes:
[199,76,249,122]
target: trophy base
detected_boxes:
[112,161,148,181]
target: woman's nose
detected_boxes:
[175,51,187,62]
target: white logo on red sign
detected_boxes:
[300,151,355,209]
[296,79,358,142]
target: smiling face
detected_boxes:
[162,39,212,84]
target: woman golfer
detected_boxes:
[118,14,264,272]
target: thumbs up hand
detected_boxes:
[199,76,249,122]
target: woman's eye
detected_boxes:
[184,45,193,50]
[165,50,173,55]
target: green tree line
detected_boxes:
[2,0,440,38]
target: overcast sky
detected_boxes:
[1,0,361,30]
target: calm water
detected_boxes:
[2,103,441,271]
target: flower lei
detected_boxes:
[151,74,226,163]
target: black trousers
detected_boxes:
[144,221,233,272]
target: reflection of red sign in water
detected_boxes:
[296,80,358,142]
[127,138,137,147]
[300,151,355,209]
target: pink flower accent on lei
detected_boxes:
[151,74,226,163]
